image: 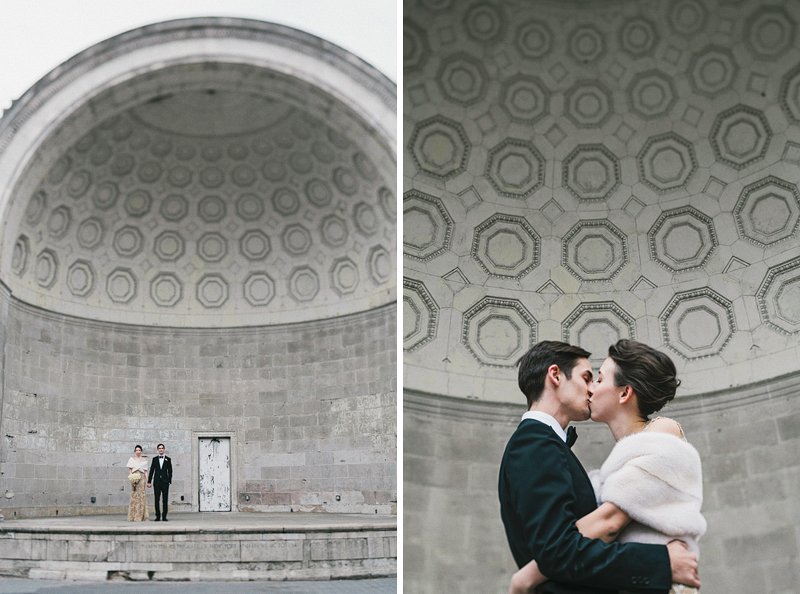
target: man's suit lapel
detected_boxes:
[566,447,593,489]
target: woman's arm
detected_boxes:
[575,502,631,542]
[576,418,682,542]
[509,559,546,594]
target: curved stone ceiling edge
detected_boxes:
[404,364,800,418]
[0,17,394,135]
[0,18,396,232]
[5,284,398,329]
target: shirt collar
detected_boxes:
[521,410,568,443]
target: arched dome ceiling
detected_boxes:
[0,20,395,327]
[403,0,800,403]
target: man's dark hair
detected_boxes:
[157,443,165,449]
[607,339,681,418]
[517,341,591,409]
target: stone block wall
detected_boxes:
[404,383,800,594]
[0,290,396,517]
[0,283,8,496]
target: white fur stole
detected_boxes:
[589,431,707,552]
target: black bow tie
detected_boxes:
[566,426,578,448]
[160,456,164,459]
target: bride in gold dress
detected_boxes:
[126,445,149,521]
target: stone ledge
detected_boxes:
[0,512,397,581]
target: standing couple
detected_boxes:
[499,339,706,593]
[126,443,173,522]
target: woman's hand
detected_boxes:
[509,559,547,594]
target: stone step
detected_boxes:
[0,512,397,581]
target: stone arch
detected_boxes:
[0,18,396,327]
[0,18,396,522]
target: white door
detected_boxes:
[198,437,231,511]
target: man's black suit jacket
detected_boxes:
[499,419,672,593]
[148,456,173,486]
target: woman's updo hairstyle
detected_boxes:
[607,339,681,418]
[134,444,143,452]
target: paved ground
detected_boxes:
[0,577,397,593]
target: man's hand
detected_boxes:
[667,540,700,588]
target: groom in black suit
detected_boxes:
[147,443,173,521]
[499,341,700,593]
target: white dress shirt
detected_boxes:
[521,410,568,443]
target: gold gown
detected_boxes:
[126,457,149,522]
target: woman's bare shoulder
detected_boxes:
[644,416,685,438]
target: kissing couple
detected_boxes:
[499,339,706,594]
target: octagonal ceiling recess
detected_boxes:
[0,18,396,327]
